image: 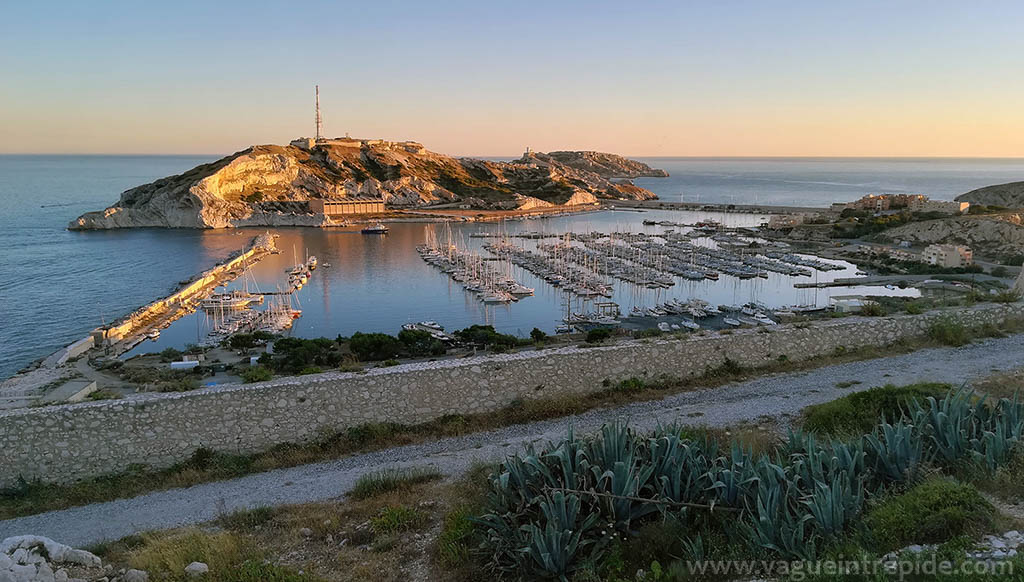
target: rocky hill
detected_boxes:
[881,213,1024,258]
[956,181,1024,208]
[523,150,669,178]
[69,139,665,230]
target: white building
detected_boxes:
[922,244,973,268]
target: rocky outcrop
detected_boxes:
[69,140,665,230]
[956,181,1024,208]
[527,150,669,178]
[881,214,1024,256]
[1,535,106,582]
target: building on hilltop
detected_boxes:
[839,193,968,215]
[923,244,973,268]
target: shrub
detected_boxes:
[298,366,322,375]
[802,383,949,436]
[859,302,886,317]
[397,329,446,357]
[585,328,613,344]
[635,328,663,339]
[904,301,924,315]
[158,347,183,362]
[262,337,344,372]
[350,467,442,500]
[991,266,1009,278]
[348,333,403,361]
[993,289,1022,304]
[928,319,970,346]
[453,325,518,349]
[530,327,548,343]
[240,366,272,383]
[864,478,995,550]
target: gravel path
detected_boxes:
[3,334,1023,547]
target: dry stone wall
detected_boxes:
[2,303,1022,488]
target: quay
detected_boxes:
[614,199,829,216]
[43,233,279,366]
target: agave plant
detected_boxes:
[522,492,602,580]
[742,477,817,561]
[804,473,863,539]
[864,418,923,486]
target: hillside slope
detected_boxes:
[956,181,1024,208]
[69,140,665,230]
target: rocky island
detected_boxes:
[69,138,667,230]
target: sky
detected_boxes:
[2,0,1023,157]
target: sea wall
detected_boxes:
[2,303,1022,488]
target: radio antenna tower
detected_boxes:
[314,85,323,141]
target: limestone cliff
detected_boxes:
[956,181,1024,209]
[69,140,664,230]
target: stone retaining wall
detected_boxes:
[2,303,1022,488]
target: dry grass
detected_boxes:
[972,367,1024,401]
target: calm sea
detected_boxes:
[2,155,1023,378]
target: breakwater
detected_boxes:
[2,302,1022,488]
[85,233,277,357]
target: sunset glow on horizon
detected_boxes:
[2,0,1023,157]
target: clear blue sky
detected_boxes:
[2,0,1023,156]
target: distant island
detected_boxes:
[68,138,668,230]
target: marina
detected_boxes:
[119,208,918,357]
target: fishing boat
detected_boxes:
[361,223,389,234]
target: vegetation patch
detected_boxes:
[863,477,996,550]
[370,505,429,535]
[349,466,442,501]
[802,382,949,435]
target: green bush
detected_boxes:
[585,328,613,343]
[993,289,1022,304]
[864,477,995,550]
[260,337,343,373]
[158,347,183,362]
[397,329,446,357]
[530,327,548,343]
[928,319,970,346]
[347,332,403,361]
[635,328,663,339]
[859,302,886,317]
[453,325,519,349]
[991,266,1010,278]
[240,366,272,383]
[802,383,949,435]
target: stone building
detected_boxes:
[309,197,386,216]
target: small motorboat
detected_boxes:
[361,223,389,234]
[657,322,672,332]
[723,317,741,327]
